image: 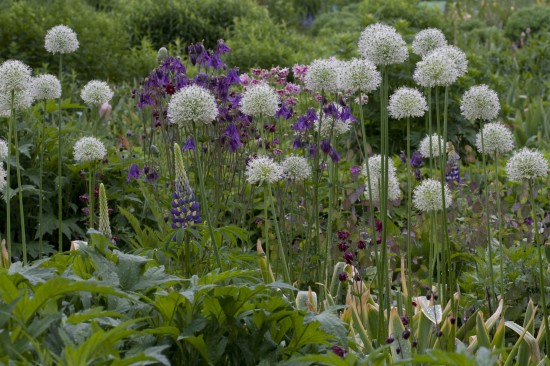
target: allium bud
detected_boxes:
[167,85,218,127]
[157,47,168,63]
[245,155,283,185]
[505,148,548,182]
[358,23,408,66]
[81,80,114,106]
[282,155,312,181]
[413,178,453,212]
[73,136,107,163]
[44,25,79,54]
[475,122,514,156]
[32,74,62,100]
[388,87,428,119]
[240,83,280,118]
[460,85,500,121]
[419,134,446,159]
[412,28,447,57]
[98,183,112,239]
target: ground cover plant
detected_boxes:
[1,0,550,365]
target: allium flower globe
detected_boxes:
[361,155,401,203]
[413,178,452,212]
[240,83,280,118]
[358,23,408,66]
[338,58,381,94]
[475,122,514,156]
[0,88,34,117]
[413,52,458,88]
[0,139,8,162]
[461,85,500,121]
[506,148,548,182]
[282,155,312,181]
[430,45,468,78]
[388,87,428,119]
[304,59,339,93]
[32,74,62,100]
[0,60,32,93]
[81,80,113,106]
[44,25,79,54]
[412,28,447,57]
[73,136,107,163]
[314,106,352,138]
[0,165,6,193]
[167,85,218,127]
[419,134,446,158]
[245,155,283,185]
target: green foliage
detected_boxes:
[504,5,550,39]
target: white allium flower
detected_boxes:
[419,134,446,159]
[81,80,113,106]
[475,122,514,156]
[282,155,312,181]
[73,136,107,163]
[0,139,8,162]
[32,74,62,100]
[44,25,79,54]
[245,155,283,185]
[314,105,352,138]
[0,88,34,117]
[0,165,6,193]
[358,23,408,66]
[304,59,339,93]
[361,154,401,203]
[412,28,447,57]
[505,148,548,182]
[429,45,468,78]
[0,60,32,93]
[461,85,500,121]
[167,85,218,127]
[413,178,452,212]
[413,51,458,88]
[388,87,428,119]
[240,83,280,118]
[338,58,381,94]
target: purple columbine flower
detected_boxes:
[343,252,354,264]
[410,151,423,168]
[183,137,196,152]
[143,164,159,182]
[332,345,346,358]
[127,163,141,181]
[216,39,231,54]
[275,104,292,119]
[350,166,361,179]
[222,123,242,152]
[338,272,348,282]
[321,139,331,155]
[292,137,304,150]
[226,68,241,85]
[337,241,349,252]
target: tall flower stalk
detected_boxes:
[45,24,79,253]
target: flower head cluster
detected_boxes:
[0,60,32,93]
[171,143,201,229]
[388,87,428,119]
[419,134,446,159]
[0,139,8,162]
[73,136,107,163]
[32,74,62,100]
[475,122,514,156]
[81,80,113,106]
[245,155,283,185]
[282,155,312,181]
[337,58,381,94]
[412,28,447,57]
[430,45,468,78]
[413,178,452,212]
[304,59,339,93]
[44,25,79,54]
[240,83,280,118]
[505,148,548,182]
[0,165,6,193]
[0,89,34,117]
[358,23,408,66]
[413,51,458,87]
[361,155,401,204]
[461,85,500,121]
[314,105,352,138]
[167,85,218,127]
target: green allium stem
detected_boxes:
[268,183,293,290]
[88,165,95,230]
[406,115,413,318]
[57,54,63,252]
[6,91,14,260]
[263,184,270,265]
[13,100,27,264]
[494,151,505,298]
[39,101,47,259]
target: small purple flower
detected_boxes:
[375,220,383,233]
[343,252,353,264]
[216,39,231,54]
[292,137,304,150]
[127,163,141,181]
[321,139,331,155]
[226,68,240,85]
[337,231,350,240]
[350,166,361,179]
[400,151,407,164]
[275,104,292,119]
[524,217,533,226]
[410,151,423,168]
[332,345,346,358]
[183,137,196,152]
[143,164,159,182]
[337,241,349,252]
[357,240,366,249]
[82,207,90,215]
[222,123,242,152]
[338,272,348,282]
[79,194,89,202]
